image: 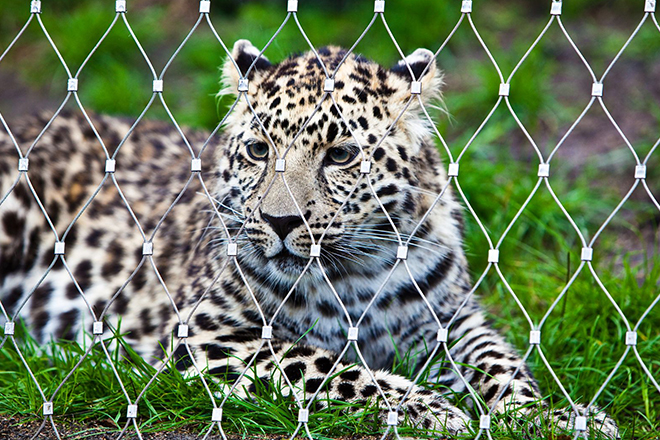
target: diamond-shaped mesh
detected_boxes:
[0,1,658,439]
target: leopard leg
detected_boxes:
[434,304,618,438]
[169,326,472,436]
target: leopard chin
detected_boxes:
[257,247,355,288]
[267,249,311,276]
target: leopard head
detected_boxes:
[214,40,450,287]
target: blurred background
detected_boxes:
[1,0,657,294]
[0,0,658,437]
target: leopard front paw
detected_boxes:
[493,400,618,439]
[398,391,471,437]
[511,405,619,439]
[546,405,619,439]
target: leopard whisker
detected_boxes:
[331,242,394,266]
[400,183,445,197]
[204,193,245,220]
[343,228,450,251]
[199,210,245,224]
[319,252,349,279]
[326,246,368,266]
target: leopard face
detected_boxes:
[215,41,447,287]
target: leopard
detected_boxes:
[0,40,618,438]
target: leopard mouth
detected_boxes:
[267,248,312,275]
[245,240,385,286]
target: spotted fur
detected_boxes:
[0,41,616,437]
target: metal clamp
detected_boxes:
[591,83,603,97]
[43,401,53,416]
[211,407,222,422]
[360,160,372,174]
[581,247,593,262]
[227,243,238,256]
[105,159,116,173]
[625,331,637,346]
[199,0,210,14]
[191,158,202,172]
[437,327,448,343]
[310,244,321,257]
[237,78,249,92]
[645,0,656,13]
[67,78,78,92]
[4,322,15,336]
[143,242,154,256]
[396,245,408,260]
[374,0,385,13]
[153,80,163,93]
[288,0,298,13]
[499,83,510,97]
[178,324,189,338]
[324,78,335,92]
[31,1,41,14]
[54,241,65,255]
[18,158,29,172]
[575,415,587,431]
[634,165,646,179]
[126,404,138,418]
[550,1,562,15]
[461,1,472,14]
[411,81,422,95]
[298,408,309,423]
[275,158,286,172]
[262,325,273,340]
[538,163,550,178]
[448,162,459,177]
[347,327,359,341]
[387,411,398,425]
[530,330,541,345]
[116,0,126,13]
[93,321,104,335]
[480,414,491,429]
[488,249,499,264]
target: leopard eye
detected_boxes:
[246,141,269,160]
[326,146,358,166]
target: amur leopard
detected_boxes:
[0,40,617,437]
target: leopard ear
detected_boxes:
[390,48,443,101]
[221,40,272,93]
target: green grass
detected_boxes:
[2,0,660,131]
[1,0,660,438]
[1,147,658,439]
[1,260,659,440]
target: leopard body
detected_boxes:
[0,41,616,437]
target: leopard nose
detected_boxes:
[261,212,304,240]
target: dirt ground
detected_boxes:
[0,414,211,440]
[0,414,386,440]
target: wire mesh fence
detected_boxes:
[0,0,659,439]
